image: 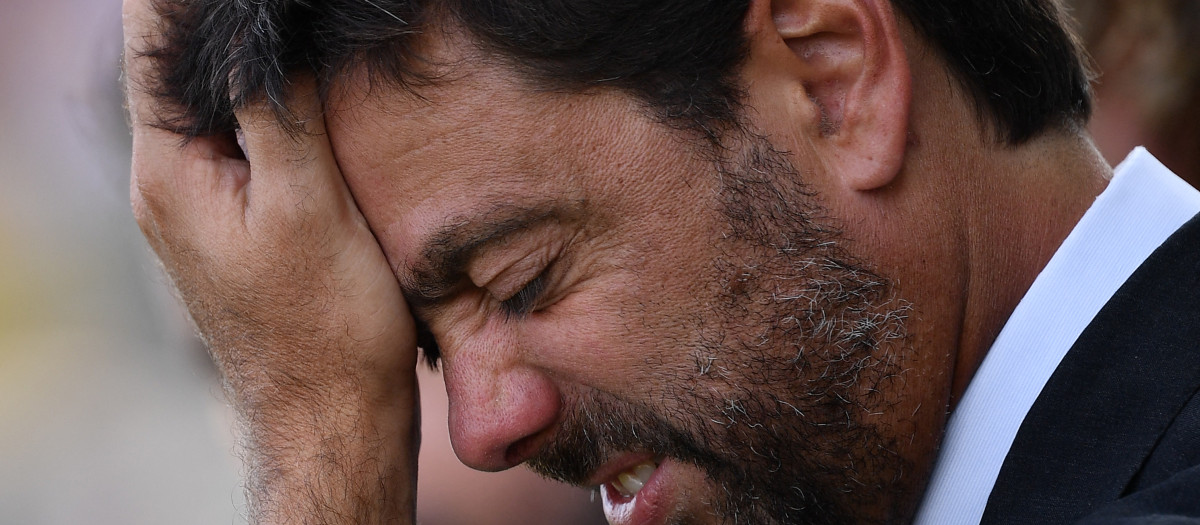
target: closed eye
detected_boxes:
[415,316,442,368]
[499,271,548,319]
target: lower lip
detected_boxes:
[601,460,672,525]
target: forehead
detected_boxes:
[321,37,710,273]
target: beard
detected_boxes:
[527,133,913,525]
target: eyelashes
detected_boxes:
[419,267,554,367]
[499,271,548,319]
[415,316,442,368]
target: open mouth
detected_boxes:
[600,459,670,525]
[606,460,658,498]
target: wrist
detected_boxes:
[236,381,420,525]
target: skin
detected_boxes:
[126,2,418,521]
[124,0,1113,523]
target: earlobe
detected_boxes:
[746,0,911,191]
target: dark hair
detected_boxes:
[142,0,1090,145]
[891,0,1092,142]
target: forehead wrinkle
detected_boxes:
[398,199,586,310]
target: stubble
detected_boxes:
[529,133,913,525]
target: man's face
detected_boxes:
[327,36,932,525]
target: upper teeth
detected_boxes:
[612,462,657,497]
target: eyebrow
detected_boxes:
[398,201,580,311]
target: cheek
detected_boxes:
[517,210,730,397]
[519,266,697,394]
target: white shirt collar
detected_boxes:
[912,148,1200,525]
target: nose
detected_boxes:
[443,350,562,472]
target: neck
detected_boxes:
[949,132,1112,403]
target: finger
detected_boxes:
[235,77,349,206]
[124,0,253,240]
[130,167,167,253]
[128,95,252,241]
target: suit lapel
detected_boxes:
[981,213,1200,524]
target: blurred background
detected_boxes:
[0,1,1194,524]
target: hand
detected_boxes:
[123,0,419,522]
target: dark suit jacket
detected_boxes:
[980,213,1200,524]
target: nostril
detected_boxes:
[504,428,553,466]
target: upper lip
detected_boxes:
[584,452,659,487]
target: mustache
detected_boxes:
[526,389,715,486]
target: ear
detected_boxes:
[743,0,911,191]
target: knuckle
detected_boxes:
[129,183,151,225]
[129,147,171,204]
